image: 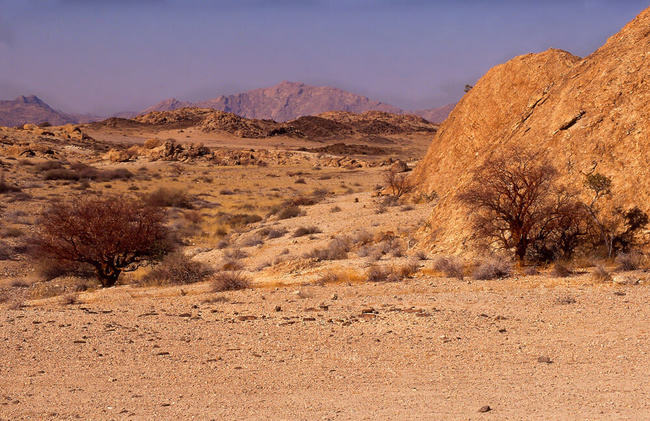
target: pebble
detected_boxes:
[478,405,491,413]
[537,356,552,363]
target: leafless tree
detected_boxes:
[458,147,576,262]
[384,168,412,197]
[33,194,170,287]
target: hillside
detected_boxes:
[409,6,650,254]
[0,95,76,127]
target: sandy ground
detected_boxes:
[1,273,648,420]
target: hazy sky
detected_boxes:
[0,0,647,115]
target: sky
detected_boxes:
[0,0,647,115]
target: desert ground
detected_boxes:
[1,121,649,420]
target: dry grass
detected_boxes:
[211,271,251,292]
[433,255,465,279]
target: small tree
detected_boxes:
[33,194,171,287]
[458,147,582,262]
[384,168,412,197]
[582,172,648,256]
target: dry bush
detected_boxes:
[141,252,213,286]
[33,194,171,287]
[221,213,263,228]
[615,251,644,271]
[276,205,304,220]
[293,226,322,237]
[59,293,79,306]
[592,266,612,283]
[239,233,265,247]
[377,237,405,258]
[351,229,373,246]
[211,271,251,292]
[34,160,63,172]
[0,174,21,193]
[384,169,412,197]
[144,187,194,209]
[330,205,342,213]
[314,272,345,286]
[42,168,80,181]
[0,241,14,260]
[551,262,574,278]
[304,238,349,261]
[182,210,203,225]
[223,247,248,261]
[397,261,420,278]
[433,255,465,279]
[265,227,288,239]
[366,265,402,283]
[473,256,512,280]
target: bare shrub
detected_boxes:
[42,168,80,181]
[0,241,14,260]
[144,187,194,209]
[293,226,322,237]
[32,194,171,287]
[330,206,342,213]
[551,262,574,278]
[276,205,304,220]
[433,255,465,279]
[473,256,512,280]
[615,251,644,272]
[304,238,349,261]
[384,168,412,197]
[314,272,345,286]
[366,265,402,283]
[223,248,249,260]
[59,293,79,306]
[239,233,264,247]
[397,261,420,278]
[141,252,213,285]
[0,173,21,193]
[592,266,612,283]
[211,271,251,292]
[265,227,288,239]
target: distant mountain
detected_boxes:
[414,103,457,124]
[141,81,453,123]
[0,95,77,127]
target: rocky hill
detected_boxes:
[0,95,77,127]
[126,107,438,140]
[409,6,650,254]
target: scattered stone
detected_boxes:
[478,405,492,413]
[612,275,640,285]
[498,328,507,333]
[237,315,257,321]
[156,352,170,356]
[318,303,329,311]
[303,317,317,322]
[361,307,376,314]
[537,356,552,363]
[178,313,192,318]
[331,293,338,300]
[73,340,86,344]
[275,305,282,312]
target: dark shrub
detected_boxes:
[433,255,465,279]
[141,252,213,285]
[551,262,573,278]
[366,265,402,283]
[615,251,644,271]
[211,271,251,292]
[293,226,322,237]
[42,169,80,181]
[144,187,194,209]
[473,256,512,280]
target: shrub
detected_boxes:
[384,168,412,197]
[304,238,349,261]
[592,266,612,283]
[211,271,251,292]
[551,262,574,278]
[0,241,14,260]
[42,169,80,181]
[277,205,304,220]
[35,258,96,281]
[0,174,21,194]
[433,255,465,279]
[32,194,171,287]
[239,233,264,247]
[293,226,322,237]
[144,187,194,209]
[473,256,512,280]
[265,227,288,239]
[141,252,213,285]
[223,248,249,260]
[615,251,644,271]
[366,265,402,283]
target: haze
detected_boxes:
[0,0,646,115]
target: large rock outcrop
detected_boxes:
[409,7,650,254]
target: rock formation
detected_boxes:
[409,6,650,254]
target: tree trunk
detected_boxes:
[95,266,121,288]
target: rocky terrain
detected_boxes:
[409,6,650,255]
